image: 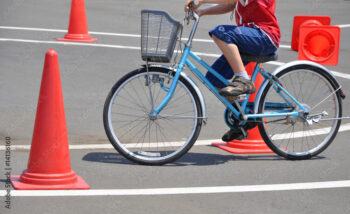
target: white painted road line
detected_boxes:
[273,123,350,140]
[0,26,67,33]
[0,38,140,50]
[1,180,350,196]
[0,26,140,38]
[0,24,349,50]
[2,123,350,151]
[0,144,111,151]
[279,44,291,49]
[0,139,217,151]
[0,26,292,48]
[0,24,349,49]
[1,37,349,80]
[332,70,350,79]
[338,24,350,28]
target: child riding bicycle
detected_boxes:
[185,0,281,142]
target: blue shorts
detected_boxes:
[206,25,277,88]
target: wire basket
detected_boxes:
[141,10,182,63]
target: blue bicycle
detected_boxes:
[103,10,345,165]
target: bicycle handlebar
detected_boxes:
[185,7,199,24]
[184,6,200,46]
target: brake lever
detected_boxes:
[184,12,191,25]
[185,2,197,25]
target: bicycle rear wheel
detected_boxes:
[257,64,342,160]
[103,67,203,165]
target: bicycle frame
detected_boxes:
[150,12,307,122]
[103,9,346,165]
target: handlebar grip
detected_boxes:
[188,2,198,10]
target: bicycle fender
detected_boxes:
[253,60,346,114]
[146,64,208,122]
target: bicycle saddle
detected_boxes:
[241,53,278,63]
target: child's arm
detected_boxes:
[185,0,236,11]
[197,4,234,17]
[202,0,237,4]
[185,0,236,16]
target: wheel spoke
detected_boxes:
[258,67,341,159]
[104,69,202,165]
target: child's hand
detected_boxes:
[184,0,202,12]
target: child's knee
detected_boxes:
[211,33,221,40]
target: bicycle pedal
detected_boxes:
[235,94,247,100]
[240,127,248,138]
[226,94,246,103]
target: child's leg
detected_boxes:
[212,34,255,97]
[208,25,277,141]
[205,55,250,89]
[208,25,276,97]
[211,35,246,76]
[205,55,235,89]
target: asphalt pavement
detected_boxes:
[1,0,350,213]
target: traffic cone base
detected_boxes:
[57,34,98,43]
[211,142,273,154]
[298,25,340,65]
[291,15,331,51]
[212,126,274,154]
[58,0,97,43]
[10,174,89,190]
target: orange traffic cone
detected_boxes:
[10,49,90,190]
[212,63,273,154]
[57,0,97,43]
[291,15,331,51]
[298,25,340,65]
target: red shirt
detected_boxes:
[235,0,281,47]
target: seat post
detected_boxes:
[250,63,261,84]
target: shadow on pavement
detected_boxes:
[81,151,315,166]
[82,152,135,165]
[171,153,284,166]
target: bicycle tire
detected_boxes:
[103,66,203,165]
[257,64,342,160]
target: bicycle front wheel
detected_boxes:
[103,67,203,165]
[258,64,342,160]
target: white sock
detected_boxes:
[234,71,250,80]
